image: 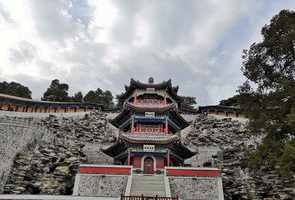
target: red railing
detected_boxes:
[121,195,178,200]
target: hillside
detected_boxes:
[0,112,294,199]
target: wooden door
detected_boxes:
[144,157,154,174]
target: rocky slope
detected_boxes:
[0,116,48,193]
[184,114,295,200]
[1,112,294,199]
[2,112,115,195]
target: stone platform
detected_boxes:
[74,164,224,199]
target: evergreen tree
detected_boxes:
[103,90,114,109]
[42,79,70,102]
[84,88,114,109]
[84,90,97,103]
[116,92,125,109]
[72,91,83,102]
[219,95,240,107]
[0,81,32,99]
[239,10,295,175]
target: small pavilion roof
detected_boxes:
[118,78,181,104]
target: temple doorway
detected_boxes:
[143,157,154,174]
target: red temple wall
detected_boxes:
[166,167,220,177]
[132,157,141,168]
[156,157,165,169]
[80,165,131,175]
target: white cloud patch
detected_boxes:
[0,0,294,103]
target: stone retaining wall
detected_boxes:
[169,177,223,200]
[0,117,48,193]
[74,174,128,197]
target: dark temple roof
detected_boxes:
[118,78,181,104]
[110,108,190,131]
[169,140,196,159]
[102,134,196,159]
[102,138,129,158]
[124,102,177,113]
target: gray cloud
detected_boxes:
[28,0,92,43]
[9,41,37,64]
[1,0,295,104]
[0,2,13,24]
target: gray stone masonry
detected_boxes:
[169,177,220,200]
[74,174,127,197]
[0,116,48,193]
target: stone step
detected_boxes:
[131,186,165,190]
[131,191,166,196]
[132,181,165,186]
[131,175,164,181]
[132,183,165,186]
[130,175,166,196]
[132,181,164,184]
[131,180,164,184]
[132,175,163,179]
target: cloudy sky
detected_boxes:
[0,0,294,105]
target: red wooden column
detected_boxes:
[128,151,131,165]
[165,117,168,134]
[131,116,134,133]
[167,150,170,166]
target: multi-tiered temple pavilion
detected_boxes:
[75,78,223,199]
[102,78,195,173]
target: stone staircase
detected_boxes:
[129,175,166,196]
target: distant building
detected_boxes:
[198,105,242,118]
[0,93,102,113]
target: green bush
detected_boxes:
[279,140,295,176]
